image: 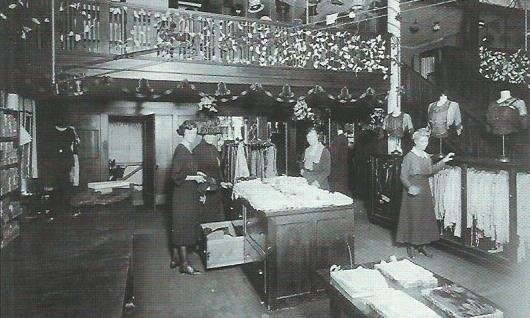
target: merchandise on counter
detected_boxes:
[430,166,462,236]
[374,259,437,288]
[422,285,503,318]
[367,288,441,318]
[466,169,509,245]
[330,267,389,298]
[232,176,353,212]
[517,173,530,262]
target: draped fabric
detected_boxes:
[221,141,277,183]
[517,173,530,262]
[429,167,462,236]
[466,169,509,245]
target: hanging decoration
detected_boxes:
[248,0,264,13]
[121,78,160,99]
[479,46,529,85]
[198,96,218,114]
[155,12,389,77]
[293,98,316,122]
[277,84,296,103]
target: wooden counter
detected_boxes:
[239,200,355,310]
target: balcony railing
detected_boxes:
[9,0,387,74]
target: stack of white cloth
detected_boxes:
[374,259,437,288]
[330,267,389,298]
[232,176,353,212]
[366,289,441,318]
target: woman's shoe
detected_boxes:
[179,265,202,275]
[406,245,415,258]
[417,245,433,257]
[170,259,178,269]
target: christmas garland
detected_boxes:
[479,46,529,85]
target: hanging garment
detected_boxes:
[517,173,530,262]
[383,113,414,138]
[329,134,350,195]
[430,166,462,237]
[234,142,250,180]
[428,101,462,138]
[486,98,528,135]
[264,145,277,178]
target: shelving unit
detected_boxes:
[1,93,33,249]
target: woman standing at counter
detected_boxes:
[169,120,204,275]
[301,127,331,190]
[396,128,454,258]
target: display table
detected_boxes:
[320,259,504,318]
[231,177,355,310]
[200,177,355,310]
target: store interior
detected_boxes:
[1,0,529,317]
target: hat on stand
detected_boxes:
[198,118,222,135]
[248,0,264,13]
[215,82,231,97]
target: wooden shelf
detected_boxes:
[0,162,18,170]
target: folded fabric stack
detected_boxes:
[330,267,389,298]
[232,176,354,211]
[366,289,441,318]
[374,259,438,288]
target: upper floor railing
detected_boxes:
[5,0,388,74]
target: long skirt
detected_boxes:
[395,175,439,245]
[171,181,201,246]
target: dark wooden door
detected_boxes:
[143,114,156,211]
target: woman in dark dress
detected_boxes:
[169,120,204,275]
[194,130,225,223]
[396,128,454,258]
[301,127,331,190]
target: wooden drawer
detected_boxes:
[200,220,262,269]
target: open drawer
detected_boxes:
[200,220,264,269]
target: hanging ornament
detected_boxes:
[215,82,230,97]
[248,0,264,13]
[277,84,295,103]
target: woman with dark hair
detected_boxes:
[301,127,331,190]
[169,120,204,275]
[396,128,454,258]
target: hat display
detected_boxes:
[248,0,264,13]
[198,118,222,135]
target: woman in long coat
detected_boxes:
[169,120,204,275]
[396,128,454,258]
[194,131,225,223]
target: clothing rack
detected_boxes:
[221,140,278,183]
[368,154,530,269]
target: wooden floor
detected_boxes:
[131,201,530,318]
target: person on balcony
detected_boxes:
[396,128,454,258]
[301,127,331,190]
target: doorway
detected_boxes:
[108,115,155,209]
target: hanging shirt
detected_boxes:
[383,113,414,138]
[428,100,462,138]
